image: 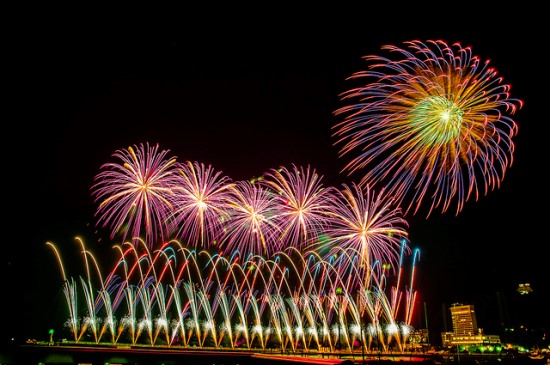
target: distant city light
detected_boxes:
[516,283,533,295]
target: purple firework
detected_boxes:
[167,160,235,250]
[260,164,337,250]
[91,142,179,248]
[219,180,281,260]
[310,183,409,284]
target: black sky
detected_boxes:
[5,7,547,343]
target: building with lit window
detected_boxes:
[441,303,501,347]
[450,304,478,336]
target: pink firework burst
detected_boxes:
[167,160,235,250]
[219,180,281,260]
[91,142,179,248]
[310,183,409,283]
[260,164,338,250]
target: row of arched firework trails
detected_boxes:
[47,237,421,353]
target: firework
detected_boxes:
[333,39,523,217]
[91,142,179,247]
[48,237,420,351]
[167,160,235,249]
[260,164,337,249]
[309,183,408,285]
[219,180,281,259]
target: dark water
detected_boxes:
[0,344,546,365]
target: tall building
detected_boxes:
[450,303,478,336]
[441,303,501,347]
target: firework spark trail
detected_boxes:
[47,238,419,351]
[333,39,522,217]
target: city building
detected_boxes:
[441,303,501,348]
[407,329,430,351]
[450,304,478,336]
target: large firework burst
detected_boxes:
[91,143,179,247]
[260,164,337,249]
[309,183,408,285]
[168,160,235,249]
[332,39,523,217]
[219,180,282,259]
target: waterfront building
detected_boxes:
[441,303,501,348]
[450,303,478,336]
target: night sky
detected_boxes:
[5,7,547,344]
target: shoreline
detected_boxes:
[1,343,547,365]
